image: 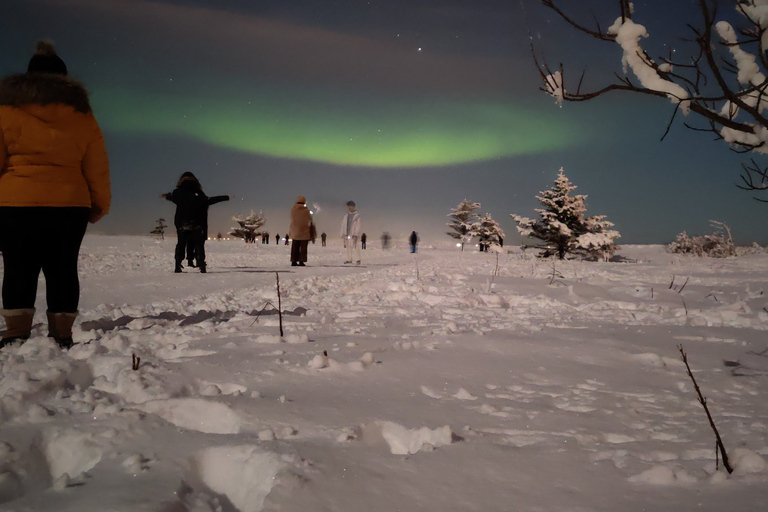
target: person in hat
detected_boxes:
[0,41,111,350]
[162,172,229,273]
[288,195,314,266]
[340,200,362,265]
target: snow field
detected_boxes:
[0,236,767,511]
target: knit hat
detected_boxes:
[346,201,356,207]
[297,195,306,204]
[27,41,68,76]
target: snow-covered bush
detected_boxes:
[230,210,266,243]
[511,168,620,260]
[667,221,737,258]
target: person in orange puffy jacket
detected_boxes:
[0,41,111,350]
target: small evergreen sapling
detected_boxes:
[151,218,167,240]
[447,199,481,251]
[511,168,620,260]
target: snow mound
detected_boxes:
[184,445,284,512]
[90,355,198,404]
[135,398,242,434]
[732,448,767,475]
[307,352,375,372]
[628,465,697,485]
[42,428,104,481]
[360,421,454,455]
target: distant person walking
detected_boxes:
[321,232,327,247]
[409,231,419,253]
[162,172,229,273]
[381,232,391,250]
[361,233,367,250]
[289,196,314,266]
[0,41,111,350]
[340,201,362,265]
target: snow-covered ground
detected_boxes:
[1,235,767,512]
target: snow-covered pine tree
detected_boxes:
[230,210,266,243]
[577,215,621,261]
[476,213,506,252]
[150,218,167,240]
[511,168,588,259]
[512,168,620,260]
[447,199,481,251]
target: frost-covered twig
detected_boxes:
[677,345,733,474]
[132,353,141,371]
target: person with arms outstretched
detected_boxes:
[162,172,229,273]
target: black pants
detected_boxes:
[176,228,206,268]
[291,240,308,263]
[185,238,195,264]
[0,207,89,312]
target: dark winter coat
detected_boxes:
[409,232,418,246]
[164,177,228,232]
[0,73,110,221]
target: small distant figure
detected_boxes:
[409,231,419,253]
[284,235,290,246]
[289,195,314,266]
[275,233,280,245]
[340,201,361,265]
[361,233,367,250]
[381,232,391,250]
[162,172,229,273]
[321,232,327,247]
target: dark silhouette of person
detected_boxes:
[321,232,327,247]
[409,231,419,253]
[275,233,280,245]
[381,232,391,249]
[361,233,367,250]
[163,172,229,273]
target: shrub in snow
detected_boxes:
[230,210,266,243]
[446,199,481,251]
[511,168,620,260]
[667,221,737,258]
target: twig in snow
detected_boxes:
[678,276,690,293]
[677,345,733,474]
[276,272,284,337]
[131,353,141,371]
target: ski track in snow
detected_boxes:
[0,237,767,511]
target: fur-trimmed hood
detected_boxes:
[0,73,91,114]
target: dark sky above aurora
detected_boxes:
[1,0,765,244]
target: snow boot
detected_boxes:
[47,311,77,350]
[0,308,35,349]
[199,265,207,273]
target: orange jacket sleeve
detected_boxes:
[82,114,111,222]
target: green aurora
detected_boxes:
[94,88,581,168]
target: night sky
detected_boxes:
[2,0,764,244]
